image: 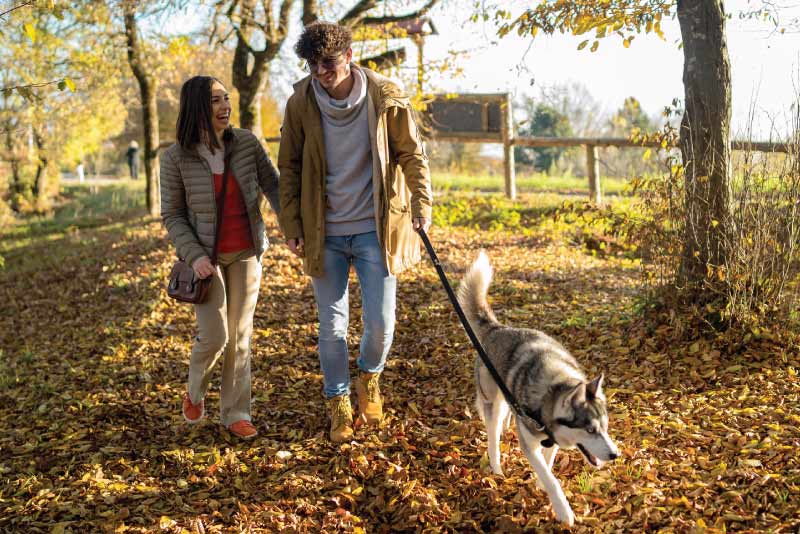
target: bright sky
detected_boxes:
[417,0,800,139]
[174,1,800,139]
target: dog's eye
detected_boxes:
[586,426,596,434]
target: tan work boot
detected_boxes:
[355,372,383,425]
[328,394,354,443]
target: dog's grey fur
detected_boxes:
[458,251,620,526]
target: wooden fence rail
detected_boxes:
[172,135,795,203]
[434,134,794,202]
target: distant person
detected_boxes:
[278,22,432,442]
[160,75,280,439]
[76,161,85,183]
[126,140,139,179]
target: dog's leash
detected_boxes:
[416,228,557,448]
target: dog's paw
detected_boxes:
[553,503,575,526]
[490,464,505,477]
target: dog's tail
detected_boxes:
[458,250,499,337]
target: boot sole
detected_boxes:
[357,413,382,426]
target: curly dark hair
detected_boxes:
[294,22,352,62]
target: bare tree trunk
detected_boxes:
[230,0,288,139]
[677,0,732,291]
[124,3,160,217]
[141,80,160,214]
[233,59,267,138]
[233,42,267,136]
[5,126,22,212]
[32,128,47,201]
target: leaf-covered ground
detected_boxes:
[1,197,799,533]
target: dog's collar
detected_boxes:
[520,407,558,448]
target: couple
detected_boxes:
[160,22,433,443]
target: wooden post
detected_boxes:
[586,144,601,204]
[502,93,516,200]
[413,34,424,95]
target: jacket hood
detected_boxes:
[291,65,409,110]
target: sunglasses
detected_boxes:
[305,55,346,74]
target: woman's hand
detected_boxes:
[192,256,215,279]
[287,238,305,258]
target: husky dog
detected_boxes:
[458,251,620,526]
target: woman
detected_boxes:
[161,76,280,439]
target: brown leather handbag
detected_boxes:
[167,151,232,304]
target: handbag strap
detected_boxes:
[210,150,233,266]
[416,228,558,448]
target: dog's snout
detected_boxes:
[609,451,619,461]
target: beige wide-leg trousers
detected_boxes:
[187,248,261,426]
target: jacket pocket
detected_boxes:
[385,203,420,273]
[387,161,409,211]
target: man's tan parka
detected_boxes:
[277,66,433,277]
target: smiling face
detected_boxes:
[310,48,353,94]
[210,81,231,134]
[294,22,354,97]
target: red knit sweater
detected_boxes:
[214,172,253,253]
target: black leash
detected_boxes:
[416,228,557,448]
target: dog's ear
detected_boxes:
[587,374,604,400]
[568,382,587,406]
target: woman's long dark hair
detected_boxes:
[176,76,229,153]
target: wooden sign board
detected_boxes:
[423,93,506,142]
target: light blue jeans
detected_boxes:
[311,231,397,398]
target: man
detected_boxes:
[278,22,432,443]
[126,140,139,179]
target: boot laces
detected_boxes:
[332,396,352,428]
[365,374,380,403]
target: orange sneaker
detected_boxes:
[182,393,204,424]
[227,420,258,439]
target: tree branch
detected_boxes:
[359,47,406,70]
[0,0,34,21]
[302,0,317,26]
[1,79,64,92]
[234,25,258,55]
[123,3,150,86]
[277,0,293,40]
[361,0,440,26]
[261,0,274,40]
[338,0,381,27]
[225,0,241,20]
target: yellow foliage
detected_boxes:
[655,21,665,39]
[260,93,282,138]
[23,22,36,43]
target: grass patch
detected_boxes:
[432,171,631,195]
[1,181,146,244]
[431,193,564,232]
[0,180,149,271]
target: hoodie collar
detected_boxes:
[294,64,409,114]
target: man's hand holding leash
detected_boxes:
[413,217,431,233]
